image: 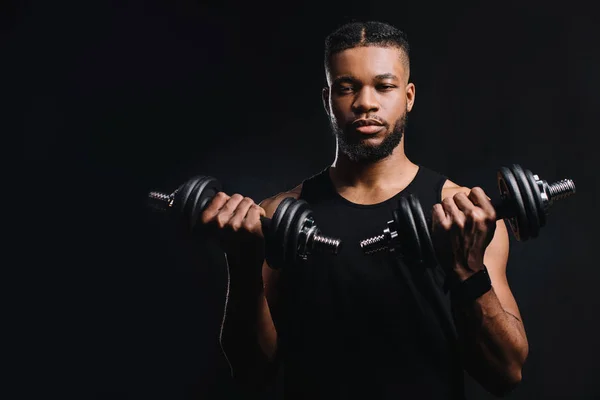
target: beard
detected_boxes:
[330,110,408,163]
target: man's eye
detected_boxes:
[338,86,354,93]
[379,85,396,90]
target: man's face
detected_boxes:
[324,46,414,163]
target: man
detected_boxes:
[204,21,529,399]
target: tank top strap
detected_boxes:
[299,166,334,204]
[400,165,448,211]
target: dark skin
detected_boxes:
[210,45,529,396]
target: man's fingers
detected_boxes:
[469,187,496,220]
[220,193,245,215]
[452,192,476,214]
[244,205,266,237]
[441,195,466,229]
[201,192,230,223]
[431,203,450,231]
[229,197,256,231]
[258,206,266,218]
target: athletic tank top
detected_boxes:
[278,165,465,400]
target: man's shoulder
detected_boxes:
[270,184,303,202]
[259,184,303,217]
[441,179,470,200]
[258,166,329,215]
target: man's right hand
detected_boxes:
[200,192,267,268]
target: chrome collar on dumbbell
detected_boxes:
[148,190,176,212]
[360,194,435,267]
[296,216,342,261]
[265,196,342,269]
[533,174,574,212]
[360,220,398,255]
[496,164,576,241]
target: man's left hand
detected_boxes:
[431,187,497,281]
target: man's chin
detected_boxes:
[343,129,385,140]
[342,146,391,163]
[342,135,384,148]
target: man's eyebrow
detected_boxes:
[375,73,398,81]
[332,73,399,85]
[332,75,356,85]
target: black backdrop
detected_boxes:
[12,0,600,399]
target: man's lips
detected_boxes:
[352,119,385,135]
[355,125,385,134]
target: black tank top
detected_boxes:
[278,165,466,400]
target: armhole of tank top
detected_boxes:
[436,175,448,203]
[417,165,447,204]
[433,172,451,292]
[298,178,311,201]
[298,167,329,202]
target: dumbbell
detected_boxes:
[147,175,342,270]
[359,164,576,267]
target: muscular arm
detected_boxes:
[442,184,529,397]
[219,188,300,392]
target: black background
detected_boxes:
[11,0,599,398]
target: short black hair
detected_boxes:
[324,20,410,75]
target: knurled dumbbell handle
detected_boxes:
[491,199,513,221]
[259,216,272,231]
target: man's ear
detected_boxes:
[406,82,416,112]
[322,87,330,116]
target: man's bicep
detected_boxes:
[262,259,280,300]
[485,219,522,320]
[258,186,302,318]
[258,193,291,325]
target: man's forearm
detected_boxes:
[219,253,278,390]
[453,288,529,396]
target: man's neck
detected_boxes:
[329,144,418,192]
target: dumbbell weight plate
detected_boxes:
[290,201,313,264]
[175,176,222,232]
[190,176,222,232]
[277,198,307,269]
[498,167,529,241]
[524,167,546,229]
[510,164,541,240]
[394,196,422,264]
[408,194,437,268]
[174,176,200,213]
[266,197,294,270]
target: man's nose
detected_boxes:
[352,87,379,114]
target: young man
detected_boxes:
[204,21,529,399]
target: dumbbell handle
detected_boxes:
[259,216,271,230]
